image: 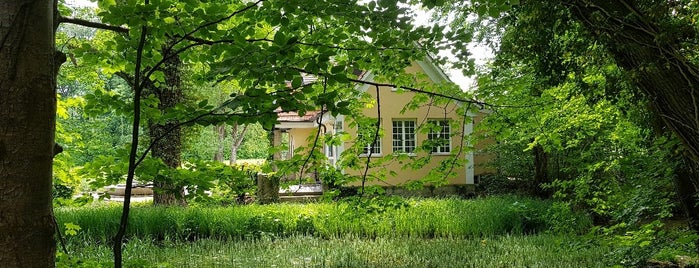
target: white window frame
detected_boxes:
[428,120,451,154]
[392,119,416,154]
[358,120,382,156]
[361,138,381,156]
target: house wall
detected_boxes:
[341,62,476,186]
[281,61,494,188]
[288,128,317,155]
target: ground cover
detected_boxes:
[60,235,609,267]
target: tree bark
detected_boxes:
[0,0,58,266]
[213,125,226,162]
[533,144,550,197]
[675,153,699,241]
[229,123,248,164]
[148,43,185,206]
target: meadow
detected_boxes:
[54,196,616,267]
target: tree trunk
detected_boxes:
[0,1,58,266]
[230,141,238,164]
[148,43,185,206]
[533,144,550,197]
[568,0,699,234]
[229,123,248,164]
[230,123,239,164]
[675,153,699,242]
[213,125,226,162]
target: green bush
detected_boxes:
[476,174,532,196]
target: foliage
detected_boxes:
[191,161,262,206]
[432,0,681,232]
[594,221,699,267]
[476,174,531,196]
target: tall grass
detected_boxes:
[55,196,591,243]
[63,235,609,267]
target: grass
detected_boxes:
[55,195,592,243]
[63,235,609,267]
[55,196,602,267]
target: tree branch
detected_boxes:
[361,85,382,195]
[58,16,129,33]
[289,67,487,107]
[114,11,149,268]
[297,78,328,184]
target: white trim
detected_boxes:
[321,113,334,124]
[355,71,376,93]
[359,140,382,157]
[416,57,450,83]
[465,117,474,184]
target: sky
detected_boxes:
[67,0,491,90]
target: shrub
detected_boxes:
[476,174,532,196]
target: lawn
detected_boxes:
[63,235,608,267]
[55,196,608,267]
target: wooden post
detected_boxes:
[256,173,279,204]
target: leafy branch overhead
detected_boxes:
[59,0,479,121]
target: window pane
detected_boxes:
[392,119,416,153]
[359,119,381,155]
[428,120,450,153]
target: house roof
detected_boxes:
[277,110,323,123]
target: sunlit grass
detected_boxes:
[66,234,609,267]
[55,196,592,243]
[55,196,603,267]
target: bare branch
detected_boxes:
[361,85,382,195]
[297,78,328,184]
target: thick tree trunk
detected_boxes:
[568,0,699,234]
[0,1,58,266]
[149,44,185,206]
[675,154,699,240]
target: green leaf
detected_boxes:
[332,73,349,83]
[98,0,116,10]
[331,65,345,74]
[273,31,287,46]
[163,17,176,24]
[368,1,376,10]
[291,77,302,88]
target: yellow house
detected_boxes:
[275,57,492,192]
